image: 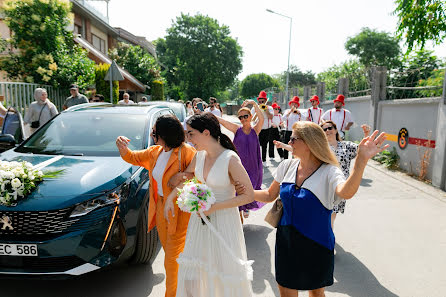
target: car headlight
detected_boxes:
[70,193,120,218]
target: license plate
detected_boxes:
[0,244,38,256]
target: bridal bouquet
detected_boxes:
[0,160,60,206]
[176,178,216,224]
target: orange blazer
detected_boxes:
[122,143,196,234]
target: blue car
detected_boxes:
[0,103,175,276]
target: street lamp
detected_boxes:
[266,9,292,102]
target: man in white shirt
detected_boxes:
[307,95,323,124]
[251,91,274,163]
[118,93,135,105]
[282,96,303,159]
[204,97,222,117]
[321,94,354,139]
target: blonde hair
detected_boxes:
[292,121,339,167]
[237,107,251,115]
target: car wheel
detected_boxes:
[131,198,159,264]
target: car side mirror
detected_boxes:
[0,134,17,151]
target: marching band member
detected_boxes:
[321,94,354,140]
[307,95,323,124]
[282,96,302,159]
[251,91,274,163]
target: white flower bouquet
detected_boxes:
[0,160,61,206]
[176,178,216,224]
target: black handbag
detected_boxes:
[31,104,46,128]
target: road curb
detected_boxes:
[366,160,446,202]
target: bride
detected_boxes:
[164,112,255,297]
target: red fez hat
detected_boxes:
[257,91,267,100]
[310,95,320,103]
[288,96,300,107]
[333,94,345,106]
[271,103,280,109]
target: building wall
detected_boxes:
[377,98,440,180]
[90,24,108,53]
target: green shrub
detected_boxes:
[151,80,164,101]
[372,147,400,170]
[95,64,119,103]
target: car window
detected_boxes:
[16,113,147,156]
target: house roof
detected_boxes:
[70,0,118,37]
[74,36,146,91]
[114,27,157,58]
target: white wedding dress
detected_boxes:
[176,150,253,297]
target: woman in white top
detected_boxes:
[24,88,58,133]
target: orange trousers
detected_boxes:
[155,196,190,297]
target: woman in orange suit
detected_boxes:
[116,114,196,297]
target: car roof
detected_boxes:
[64,103,170,115]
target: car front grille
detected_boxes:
[0,255,86,272]
[0,208,79,241]
[0,206,114,241]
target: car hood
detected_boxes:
[0,151,140,211]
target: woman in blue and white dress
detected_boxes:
[255,121,388,297]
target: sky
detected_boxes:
[88,0,446,80]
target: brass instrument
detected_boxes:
[259,104,267,110]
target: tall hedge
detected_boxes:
[151,80,164,101]
[95,64,119,103]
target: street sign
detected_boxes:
[104,60,124,103]
[104,60,124,81]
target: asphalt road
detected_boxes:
[1,116,445,297]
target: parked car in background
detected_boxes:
[0,103,174,276]
[139,101,186,122]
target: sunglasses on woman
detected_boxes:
[238,114,249,120]
[323,126,334,132]
[289,136,302,144]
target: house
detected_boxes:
[0,0,150,101]
[71,0,147,100]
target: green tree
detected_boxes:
[215,79,241,102]
[95,64,119,103]
[389,49,443,98]
[156,13,243,99]
[417,68,445,97]
[0,0,95,89]
[316,60,369,99]
[109,42,161,87]
[279,65,316,88]
[394,0,446,52]
[345,27,401,69]
[240,73,280,98]
[151,80,165,101]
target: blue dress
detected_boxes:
[273,159,346,290]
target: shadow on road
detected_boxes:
[0,263,165,297]
[327,243,398,297]
[244,223,280,297]
[360,178,373,187]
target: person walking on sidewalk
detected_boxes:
[254,121,388,297]
[321,94,354,139]
[270,103,284,160]
[116,115,196,297]
[217,99,265,219]
[282,96,302,159]
[63,84,88,110]
[307,95,323,124]
[251,91,273,163]
[24,88,58,133]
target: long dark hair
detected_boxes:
[154,114,185,148]
[186,112,238,154]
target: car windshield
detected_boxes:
[16,112,147,156]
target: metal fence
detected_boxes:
[0,82,66,116]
